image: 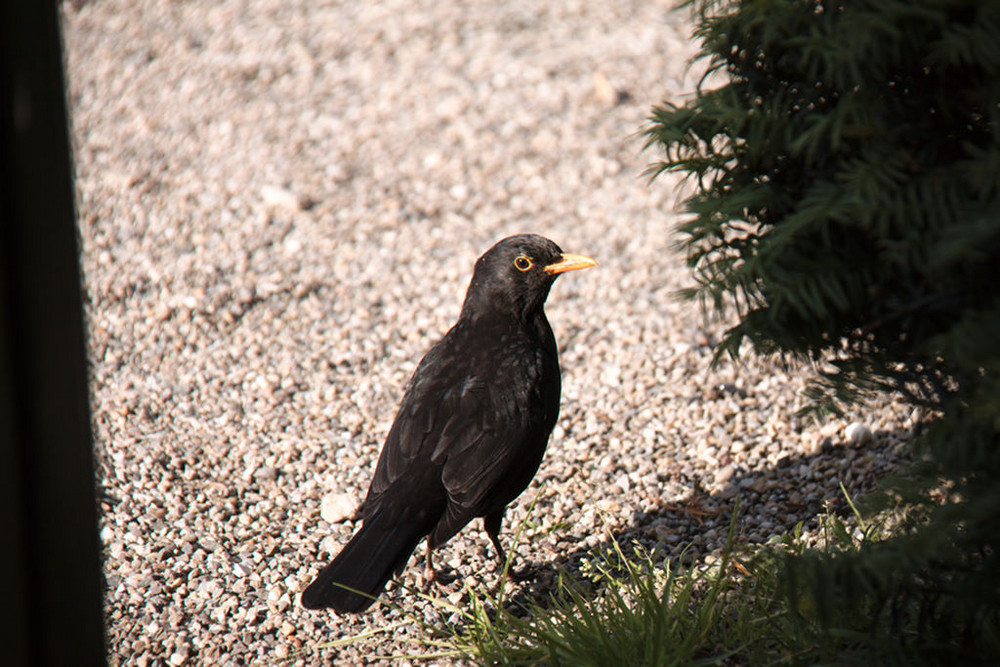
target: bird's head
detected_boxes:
[460,234,598,322]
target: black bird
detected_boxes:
[301,234,597,613]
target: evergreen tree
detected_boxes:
[647,0,1000,660]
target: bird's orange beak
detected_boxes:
[543,253,599,275]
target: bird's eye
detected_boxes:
[513,255,533,272]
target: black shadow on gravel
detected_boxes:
[497,425,912,612]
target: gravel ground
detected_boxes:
[63,1,916,664]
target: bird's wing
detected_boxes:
[367,368,496,500]
[436,376,543,507]
[364,335,556,527]
[364,337,482,501]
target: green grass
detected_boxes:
[414,491,910,666]
[416,498,792,665]
[312,491,919,665]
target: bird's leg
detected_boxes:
[483,512,533,581]
[424,541,434,583]
[424,541,457,586]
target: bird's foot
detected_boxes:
[423,544,457,588]
[499,562,535,582]
[421,565,458,589]
[433,567,459,585]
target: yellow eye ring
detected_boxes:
[513,255,533,272]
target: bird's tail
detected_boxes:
[300,507,427,613]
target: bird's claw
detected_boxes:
[501,563,535,581]
[433,567,459,585]
[422,566,458,588]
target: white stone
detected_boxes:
[320,492,356,523]
[845,422,873,445]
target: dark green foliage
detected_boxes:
[646,0,1000,661]
[648,0,1000,409]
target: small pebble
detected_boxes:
[320,493,356,523]
[253,466,279,482]
[845,422,873,445]
[260,185,303,210]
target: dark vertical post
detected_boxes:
[0,1,107,664]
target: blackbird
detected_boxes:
[301,234,597,613]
